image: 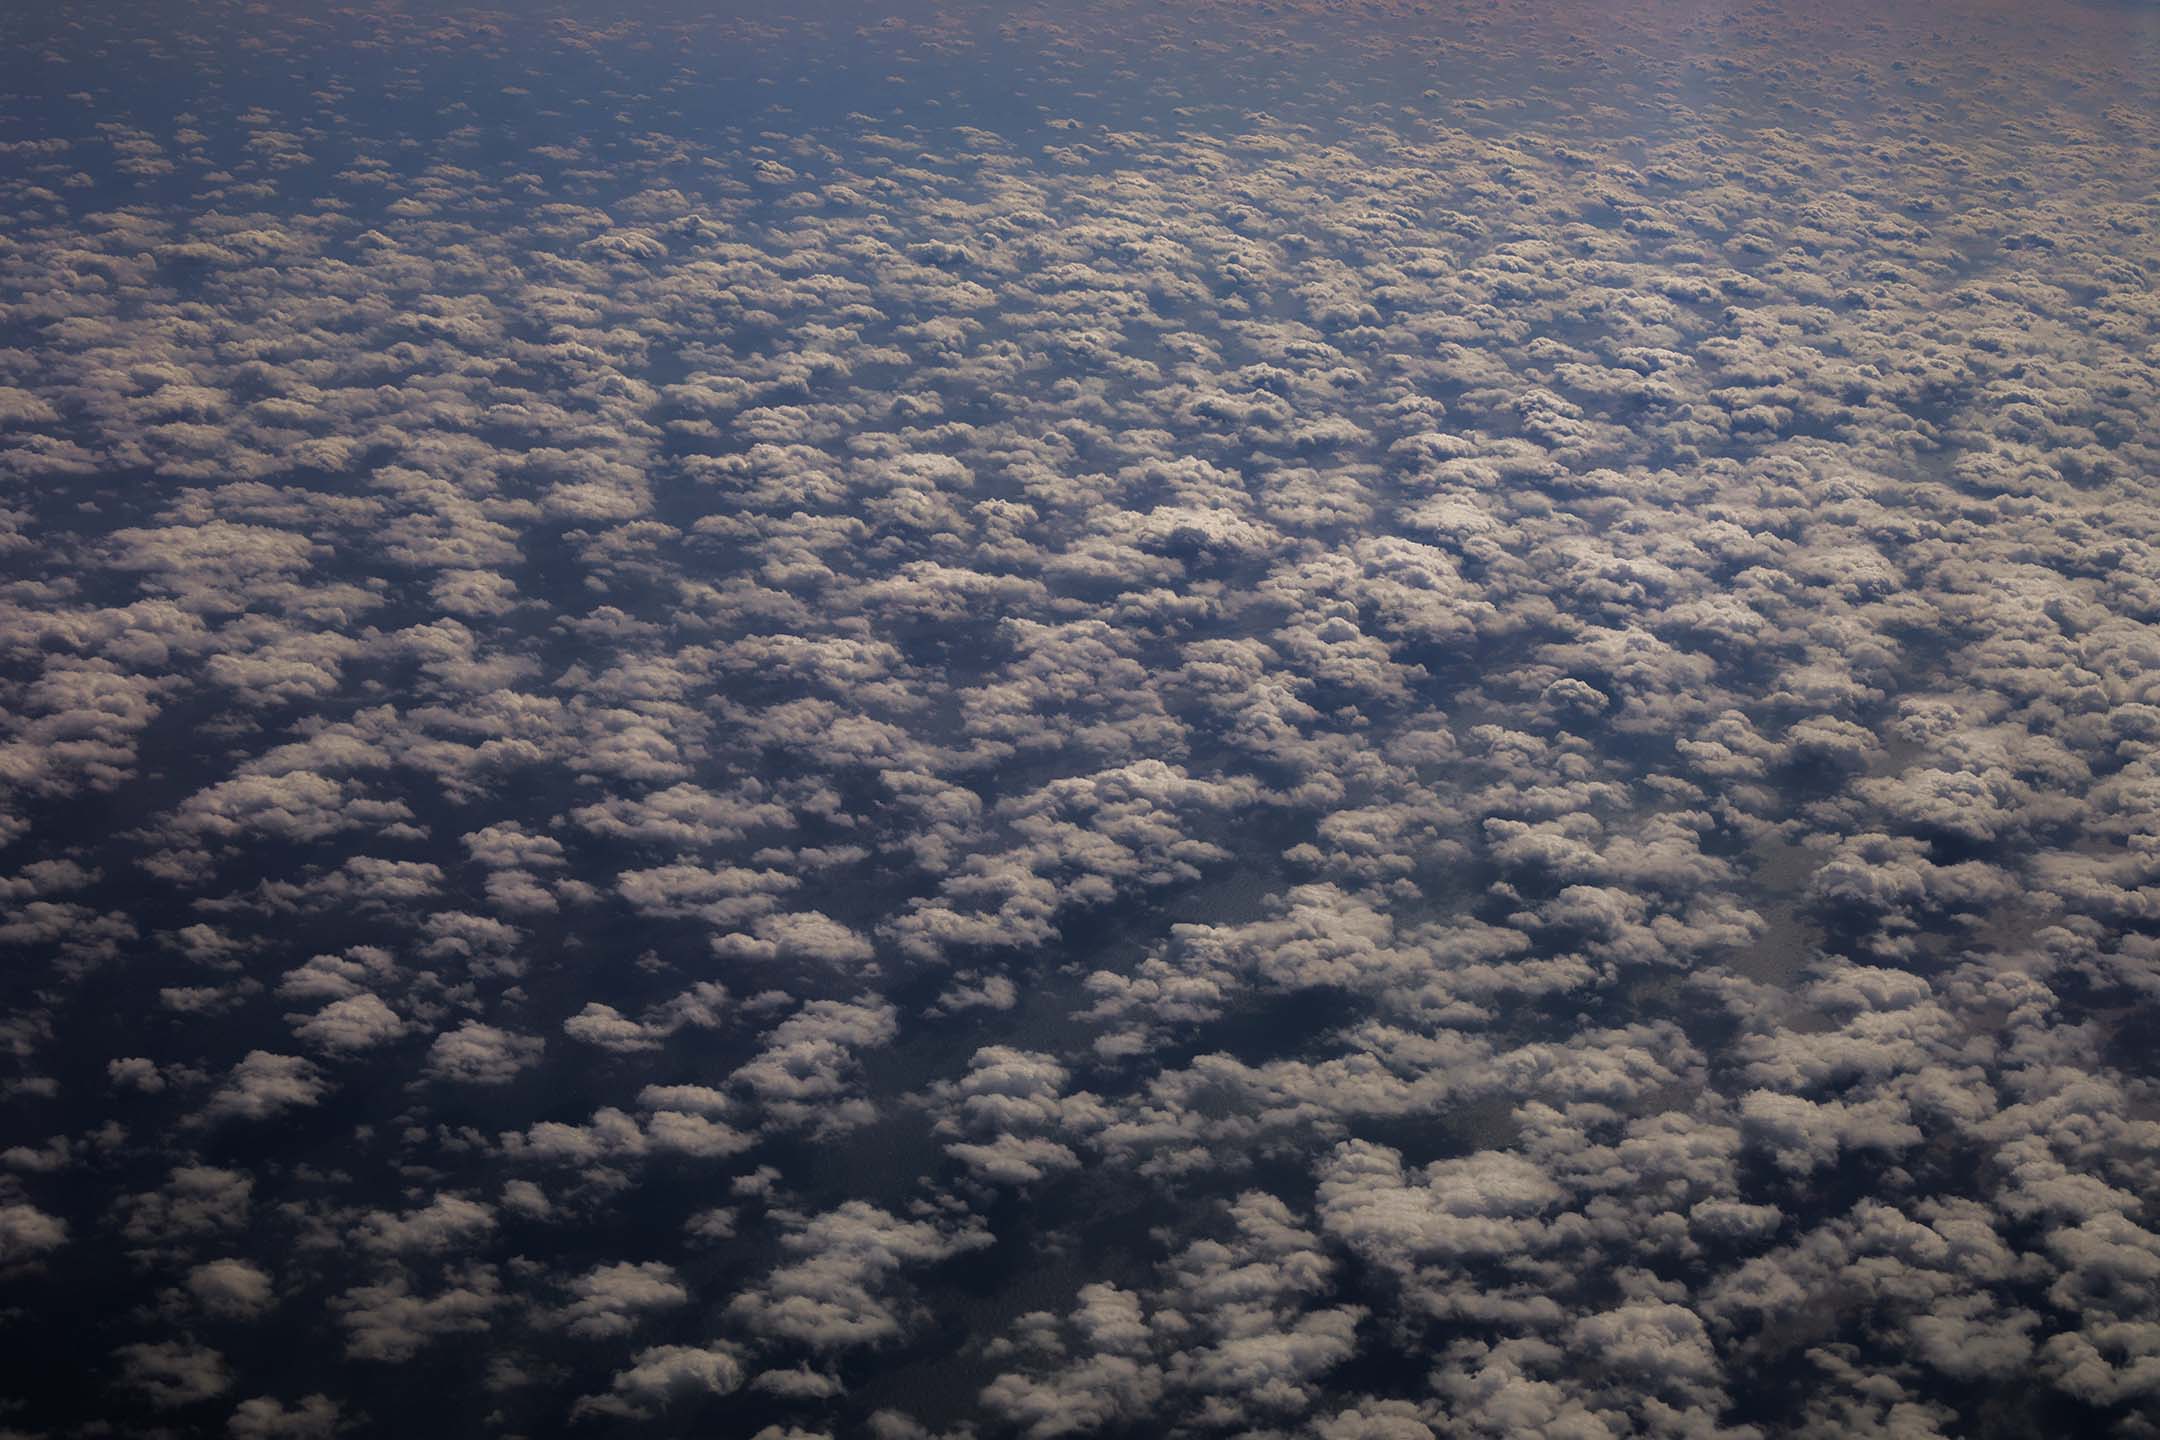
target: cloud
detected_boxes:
[118,1165,253,1248]
[554,1261,689,1339]
[205,1051,327,1121]
[423,1021,544,1084]
[188,1258,276,1318]
[352,1195,496,1256]
[116,1341,232,1407]
[573,1343,746,1421]
[289,993,407,1053]
[226,1394,343,1439]
[728,1202,991,1350]
[334,1266,502,1363]
[0,1202,68,1262]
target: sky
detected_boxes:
[2,0,2159,1436]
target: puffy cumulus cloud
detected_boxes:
[559,980,729,1054]
[572,1342,747,1422]
[187,1258,276,1319]
[0,1201,68,1262]
[225,1394,343,1439]
[204,1051,327,1122]
[117,1165,253,1251]
[351,1194,496,1256]
[162,773,383,846]
[983,1192,1363,1434]
[1317,1142,1569,1272]
[332,1265,503,1364]
[1158,1194,1364,1420]
[423,1020,544,1085]
[615,864,801,928]
[713,910,877,967]
[553,1260,688,1339]
[727,995,897,1134]
[728,1202,991,1350]
[288,992,407,1054]
[274,947,399,1006]
[980,1307,1166,1440]
[886,761,1264,962]
[115,1340,233,1408]
[561,1002,667,1054]
[6,1,2160,1435]
[570,779,790,847]
[1568,1301,1726,1405]
[929,1046,1108,1186]
[500,1091,757,1170]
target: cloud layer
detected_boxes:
[1,0,2158,1436]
